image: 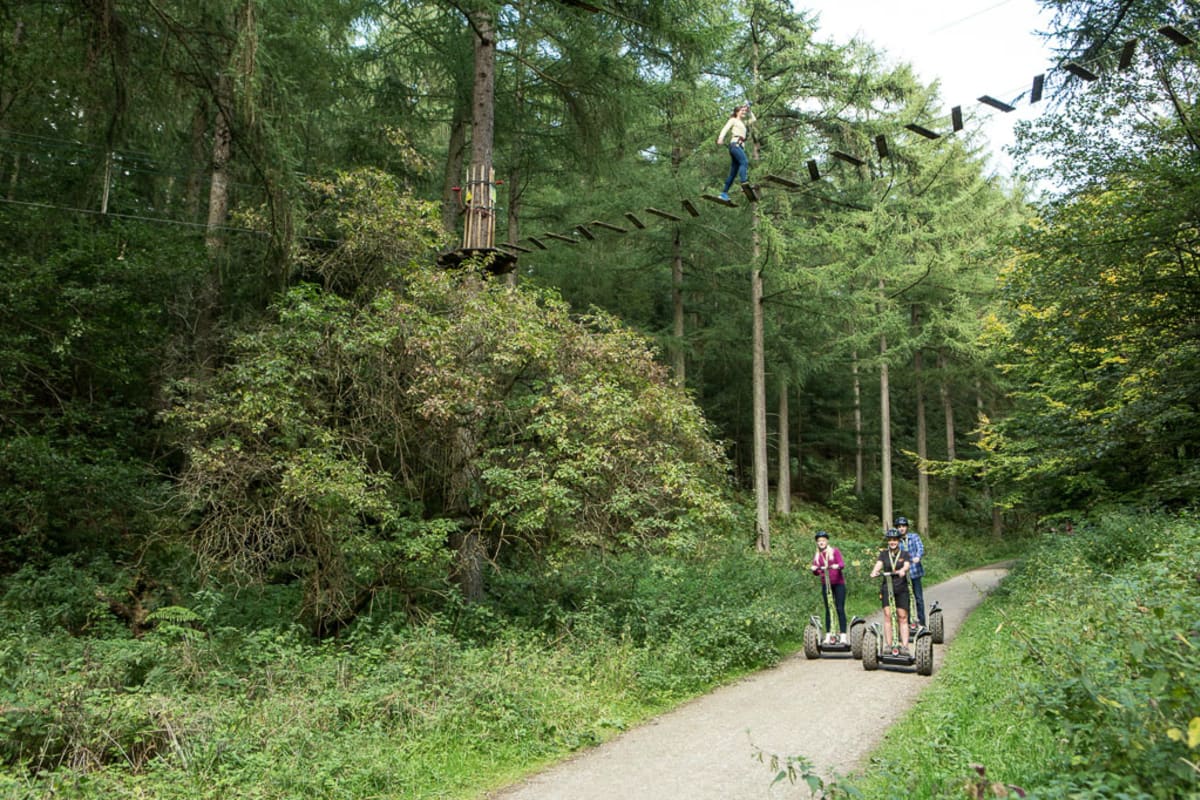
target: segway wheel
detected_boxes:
[803,623,821,659]
[862,629,879,671]
[849,619,865,660]
[916,635,934,676]
[930,608,944,644]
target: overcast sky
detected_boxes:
[799,0,1058,176]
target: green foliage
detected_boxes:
[0,213,187,573]
[987,5,1200,512]
[167,176,735,631]
[1005,512,1200,797]
[857,511,1200,799]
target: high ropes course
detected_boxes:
[439,18,1198,274]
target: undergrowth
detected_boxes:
[0,510,1022,799]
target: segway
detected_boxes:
[803,555,865,659]
[862,569,933,675]
[905,571,944,644]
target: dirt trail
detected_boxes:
[488,565,1010,800]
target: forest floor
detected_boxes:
[487,565,1011,800]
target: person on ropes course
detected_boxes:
[896,515,927,627]
[810,530,848,645]
[870,528,912,656]
[715,102,755,201]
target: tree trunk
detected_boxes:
[205,73,234,254]
[977,383,1003,539]
[671,137,686,385]
[939,350,957,499]
[441,100,468,236]
[913,307,929,535]
[794,385,803,492]
[852,349,864,497]
[503,0,529,290]
[450,8,498,600]
[750,44,768,552]
[776,376,790,515]
[751,254,769,551]
[470,11,495,168]
[672,229,686,385]
[186,98,209,222]
[879,281,893,531]
[0,20,23,197]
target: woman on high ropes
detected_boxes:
[715,102,755,201]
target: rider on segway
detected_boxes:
[810,531,848,646]
[869,529,912,656]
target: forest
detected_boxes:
[1,0,1198,797]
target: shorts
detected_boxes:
[880,584,909,611]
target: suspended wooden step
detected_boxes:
[501,241,534,253]
[624,212,646,229]
[526,236,548,250]
[700,194,736,207]
[681,198,700,217]
[1031,75,1045,103]
[906,123,941,139]
[951,106,964,131]
[1158,25,1194,46]
[978,95,1016,112]
[766,174,802,189]
[543,232,579,244]
[557,0,601,12]
[1064,62,1098,81]
[831,151,865,166]
[1119,39,1138,70]
[807,160,821,181]
[575,224,596,240]
[646,207,682,221]
[740,182,760,202]
[875,134,890,158]
[590,220,629,233]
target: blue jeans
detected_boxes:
[911,577,925,626]
[723,143,749,192]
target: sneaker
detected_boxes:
[839,633,848,644]
[718,192,730,201]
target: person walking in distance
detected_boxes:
[895,516,927,627]
[810,531,848,645]
[715,103,755,201]
[870,529,911,655]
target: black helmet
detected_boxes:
[813,530,829,540]
[885,528,902,539]
[894,516,909,526]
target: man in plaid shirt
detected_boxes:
[896,516,926,626]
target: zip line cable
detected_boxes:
[0,196,341,246]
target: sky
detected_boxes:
[799,0,1059,177]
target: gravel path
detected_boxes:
[488,565,1010,800]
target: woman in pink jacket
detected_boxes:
[810,530,848,644]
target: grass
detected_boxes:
[848,596,1058,798]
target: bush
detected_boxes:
[1001,511,1200,798]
